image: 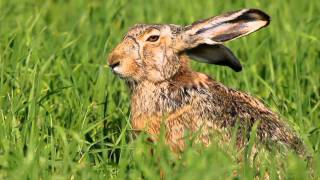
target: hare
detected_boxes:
[108,9,305,155]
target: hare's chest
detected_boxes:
[131,84,188,116]
[130,84,190,133]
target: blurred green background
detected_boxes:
[0,0,319,179]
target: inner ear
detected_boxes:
[186,44,242,72]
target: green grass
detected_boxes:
[0,0,319,179]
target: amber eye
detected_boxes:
[146,35,159,42]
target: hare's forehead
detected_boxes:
[126,24,161,37]
[125,24,183,37]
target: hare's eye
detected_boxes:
[146,35,159,42]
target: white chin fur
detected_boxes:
[113,66,121,74]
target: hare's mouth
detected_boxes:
[110,65,125,77]
[110,67,128,80]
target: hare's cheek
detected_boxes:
[120,60,141,76]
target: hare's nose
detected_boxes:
[108,51,121,69]
[109,61,120,69]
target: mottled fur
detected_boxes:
[108,9,305,155]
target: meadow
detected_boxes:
[0,0,319,179]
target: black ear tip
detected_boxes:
[232,66,242,72]
[230,62,242,72]
[230,65,242,72]
[247,8,271,25]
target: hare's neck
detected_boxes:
[131,81,183,117]
[130,70,215,117]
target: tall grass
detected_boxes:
[0,0,319,179]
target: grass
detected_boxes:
[0,0,319,179]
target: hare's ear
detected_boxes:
[177,9,270,71]
[183,9,270,45]
[186,44,242,72]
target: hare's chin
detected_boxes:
[112,66,122,75]
[111,67,127,79]
[112,66,119,71]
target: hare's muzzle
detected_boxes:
[108,51,121,71]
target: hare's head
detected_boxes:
[108,9,270,83]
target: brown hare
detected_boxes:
[108,9,305,155]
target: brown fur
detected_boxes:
[108,9,305,155]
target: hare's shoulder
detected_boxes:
[175,71,278,119]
